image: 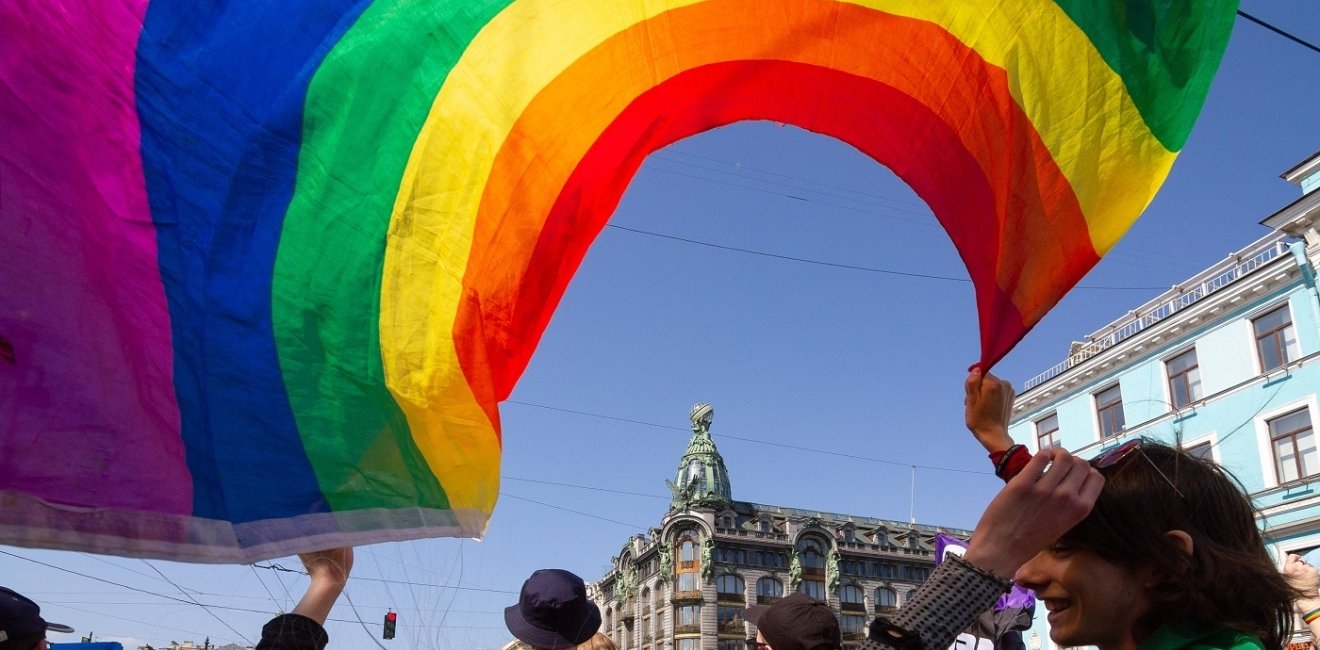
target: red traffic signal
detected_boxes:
[384,611,397,640]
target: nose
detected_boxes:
[1013,550,1048,590]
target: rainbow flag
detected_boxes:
[0,0,1237,562]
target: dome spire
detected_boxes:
[666,403,732,511]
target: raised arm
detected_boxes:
[866,449,1103,650]
[257,547,354,650]
[1284,554,1320,639]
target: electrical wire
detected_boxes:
[142,560,254,646]
[502,475,669,499]
[249,564,285,614]
[502,399,993,476]
[1237,10,1320,55]
[604,223,1166,291]
[251,562,518,595]
[499,492,649,530]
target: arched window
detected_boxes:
[716,574,744,598]
[641,587,651,616]
[756,577,783,601]
[759,519,771,533]
[678,529,699,562]
[800,538,826,571]
[722,515,734,529]
[874,587,897,612]
[675,528,701,594]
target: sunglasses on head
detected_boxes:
[1091,438,1184,498]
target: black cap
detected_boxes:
[0,587,73,646]
[745,593,841,650]
[504,569,601,649]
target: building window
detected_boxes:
[799,538,827,577]
[676,528,701,595]
[840,584,863,604]
[1255,305,1300,372]
[677,572,699,592]
[716,574,744,600]
[677,639,701,650]
[903,566,930,581]
[900,589,916,605]
[718,641,746,650]
[841,614,867,638]
[842,527,855,543]
[1184,440,1213,461]
[717,605,744,633]
[756,577,783,603]
[676,604,701,626]
[1166,349,1202,409]
[1095,384,1125,438]
[799,579,826,600]
[1271,408,1317,484]
[839,584,864,613]
[874,587,897,612]
[722,515,734,529]
[1035,413,1060,450]
[759,519,771,533]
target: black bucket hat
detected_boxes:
[504,569,601,649]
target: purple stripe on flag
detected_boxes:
[0,0,190,513]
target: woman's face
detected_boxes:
[1015,543,1154,650]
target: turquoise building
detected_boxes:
[1008,150,1320,649]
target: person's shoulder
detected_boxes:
[1139,621,1264,650]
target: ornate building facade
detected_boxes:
[588,404,971,650]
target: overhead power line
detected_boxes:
[1237,10,1320,55]
[502,399,992,476]
[604,224,1165,291]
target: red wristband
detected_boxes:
[989,444,1030,482]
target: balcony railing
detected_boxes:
[1023,233,1292,392]
[756,595,781,605]
[672,590,703,603]
[841,602,866,613]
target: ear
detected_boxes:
[1165,530,1194,557]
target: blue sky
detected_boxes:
[11,3,1320,649]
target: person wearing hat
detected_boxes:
[0,586,74,650]
[744,592,842,650]
[505,569,603,649]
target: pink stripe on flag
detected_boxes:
[0,0,190,514]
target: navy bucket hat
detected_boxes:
[0,587,73,647]
[505,569,601,649]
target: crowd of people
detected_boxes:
[3,371,1319,650]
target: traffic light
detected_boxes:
[383,611,397,640]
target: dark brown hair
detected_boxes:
[1060,439,1296,648]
